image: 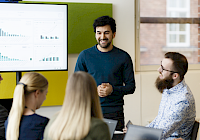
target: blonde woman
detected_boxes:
[5,72,49,140]
[43,71,110,140]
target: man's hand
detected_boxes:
[123,127,127,133]
[97,83,113,97]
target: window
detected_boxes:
[136,0,199,72]
[167,0,190,47]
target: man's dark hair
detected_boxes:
[93,16,116,33]
[164,52,188,81]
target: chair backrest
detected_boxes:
[191,121,199,140]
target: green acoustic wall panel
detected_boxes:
[68,3,112,53]
[21,1,112,54]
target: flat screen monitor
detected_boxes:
[0,2,68,71]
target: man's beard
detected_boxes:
[98,39,111,48]
[155,74,174,93]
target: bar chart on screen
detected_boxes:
[34,20,63,45]
[0,28,25,37]
[0,52,25,61]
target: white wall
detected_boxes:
[30,1,200,136]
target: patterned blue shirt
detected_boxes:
[147,79,196,140]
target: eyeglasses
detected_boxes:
[160,61,178,73]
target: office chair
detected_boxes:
[191,121,199,140]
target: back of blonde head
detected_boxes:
[49,71,102,140]
[6,72,48,140]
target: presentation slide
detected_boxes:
[0,3,68,71]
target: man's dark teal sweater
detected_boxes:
[75,45,136,113]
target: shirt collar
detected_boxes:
[163,79,186,94]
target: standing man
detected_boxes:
[74,16,136,131]
[147,52,196,140]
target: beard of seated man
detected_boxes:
[155,74,174,93]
